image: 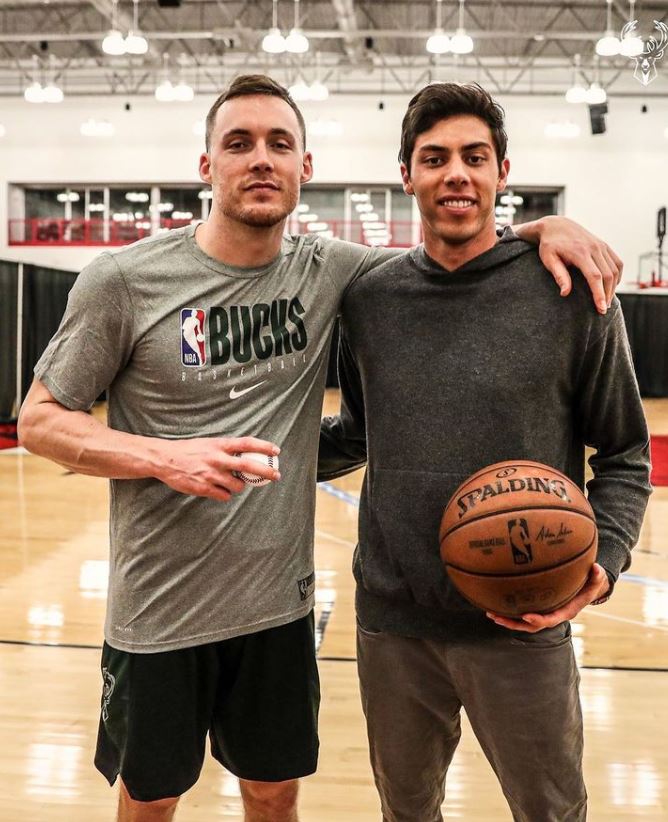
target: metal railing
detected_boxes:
[8,218,418,248]
[8,218,191,246]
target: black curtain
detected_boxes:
[0,261,18,418]
[21,264,78,403]
[618,293,668,398]
[326,318,340,388]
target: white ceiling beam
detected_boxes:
[330,0,366,63]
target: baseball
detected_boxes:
[235,452,280,487]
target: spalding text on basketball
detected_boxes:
[456,477,572,519]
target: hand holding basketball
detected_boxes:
[440,460,598,618]
[486,562,611,632]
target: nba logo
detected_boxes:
[507,518,533,565]
[181,308,206,367]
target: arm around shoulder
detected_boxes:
[514,216,622,313]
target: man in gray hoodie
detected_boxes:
[319,83,651,822]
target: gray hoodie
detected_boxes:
[318,231,651,640]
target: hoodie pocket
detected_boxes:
[356,467,478,612]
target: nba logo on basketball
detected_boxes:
[507,518,533,564]
[181,308,207,367]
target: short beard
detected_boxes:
[217,191,298,229]
[233,206,288,228]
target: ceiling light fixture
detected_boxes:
[585,81,607,104]
[565,55,588,103]
[155,53,174,100]
[125,0,148,55]
[288,79,311,101]
[56,191,81,203]
[296,56,329,102]
[285,0,309,53]
[620,0,643,57]
[81,118,115,137]
[39,55,64,103]
[42,83,64,104]
[426,0,451,55]
[155,80,174,101]
[262,0,287,53]
[450,0,474,54]
[102,0,126,55]
[309,80,329,101]
[585,56,608,104]
[596,0,621,56]
[289,77,330,102]
[24,81,44,103]
[173,53,194,101]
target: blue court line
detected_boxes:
[317,481,360,508]
[622,573,668,589]
[317,483,667,590]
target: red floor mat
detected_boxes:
[650,435,668,486]
[0,420,17,450]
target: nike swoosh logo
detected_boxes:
[229,381,267,400]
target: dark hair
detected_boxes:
[205,74,306,152]
[399,82,507,173]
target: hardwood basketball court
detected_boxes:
[1,391,666,820]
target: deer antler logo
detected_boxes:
[622,20,668,86]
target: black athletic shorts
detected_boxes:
[94,612,320,802]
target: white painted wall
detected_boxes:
[1,92,667,278]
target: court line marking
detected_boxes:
[623,573,668,588]
[635,547,668,559]
[585,610,668,632]
[3,486,664,652]
[1,639,666,674]
[315,529,356,548]
[316,656,668,672]
[317,483,668,589]
[0,639,101,649]
[317,481,360,508]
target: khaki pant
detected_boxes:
[357,622,586,822]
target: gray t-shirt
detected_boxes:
[35,224,394,652]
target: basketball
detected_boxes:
[439,460,597,617]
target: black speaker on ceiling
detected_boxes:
[158,0,181,7]
[588,102,608,135]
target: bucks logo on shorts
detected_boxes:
[101,666,116,722]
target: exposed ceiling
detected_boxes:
[1,1,667,99]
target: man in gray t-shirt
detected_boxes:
[18,74,623,822]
